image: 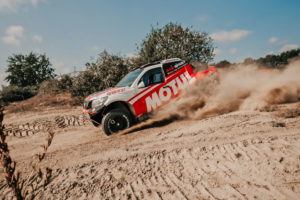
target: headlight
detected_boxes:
[91,96,108,108]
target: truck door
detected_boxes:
[130,67,165,117]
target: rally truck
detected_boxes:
[83,58,216,135]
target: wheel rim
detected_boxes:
[108,115,128,133]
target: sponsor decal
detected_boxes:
[165,66,175,73]
[163,61,186,76]
[145,71,195,112]
[86,87,126,101]
[107,88,126,95]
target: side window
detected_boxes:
[139,68,164,87]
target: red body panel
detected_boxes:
[129,64,216,117]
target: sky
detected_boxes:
[1,0,300,85]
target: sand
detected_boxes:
[2,61,300,199]
[1,102,300,200]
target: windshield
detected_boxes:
[116,69,143,87]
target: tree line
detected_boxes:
[213,48,300,68]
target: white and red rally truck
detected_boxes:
[83,58,216,135]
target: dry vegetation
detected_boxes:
[5,93,81,114]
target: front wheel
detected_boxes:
[101,109,132,136]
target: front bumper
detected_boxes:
[82,106,104,118]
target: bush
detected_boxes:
[38,79,60,94]
[71,70,100,97]
[57,74,73,92]
[0,86,38,103]
[215,60,231,68]
[248,48,300,68]
[38,51,130,98]
[71,51,129,97]
[38,75,73,95]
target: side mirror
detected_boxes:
[138,81,145,88]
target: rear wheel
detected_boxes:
[102,109,132,136]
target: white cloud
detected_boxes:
[30,0,39,6]
[125,52,137,58]
[265,51,274,56]
[268,36,288,46]
[229,48,237,54]
[2,25,24,46]
[90,45,101,52]
[210,29,252,43]
[52,59,65,68]
[268,37,278,44]
[6,25,24,37]
[0,0,43,13]
[0,72,8,86]
[197,16,207,22]
[279,44,299,53]
[213,48,221,55]
[2,35,20,45]
[33,34,43,43]
[51,59,74,74]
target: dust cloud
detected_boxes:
[121,59,300,134]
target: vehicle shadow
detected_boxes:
[119,113,181,135]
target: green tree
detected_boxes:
[5,52,55,87]
[85,51,129,89]
[257,48,300,68]
[215,60,231,68]
[133,23,214,66]
[71,51,129,97]
[243,57,255,65]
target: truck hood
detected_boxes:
[85,87,127,102]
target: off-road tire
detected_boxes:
[102,109,132,136]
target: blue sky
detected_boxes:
[1,0,300,85]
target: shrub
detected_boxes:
[57,74,73,92]
[38,75,73,95]
[38,79,60,95]
[0,86,38,103]
[71,70,100,97]
[71,51,129,97]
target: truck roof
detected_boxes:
[139,58,182,69]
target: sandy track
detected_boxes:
[1,104,300,199]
